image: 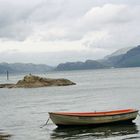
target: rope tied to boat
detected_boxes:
[40,117,50,128]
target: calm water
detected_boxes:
[0,68,140,140]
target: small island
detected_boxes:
[0,74,76,88]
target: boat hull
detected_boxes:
[49,109,138,127]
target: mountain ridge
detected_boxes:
[1,45,140,73]
[55,45,140,71]
[0,62,53,74]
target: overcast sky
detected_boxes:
[0,0,140,66]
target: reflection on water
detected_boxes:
[50,123,139,140]
[0,131,11,140]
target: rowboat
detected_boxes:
[49,109,138,127]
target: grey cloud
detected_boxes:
[0,0,140,43]
[1,0,140,65]
[28,0,64,23]
[40,3,140,42]
[0,0,43,40]
[0,21,32,41]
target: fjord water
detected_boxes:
[0,68,140,140]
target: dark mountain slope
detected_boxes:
[55,60,108,71]
[116,45,140,67]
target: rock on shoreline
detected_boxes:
[0,75,76,88]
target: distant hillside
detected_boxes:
[101,54,124,67]
[1,45,140,73]
[103,45,140,68]
[105,47,133,59]
[55,60,108,71]
[55,44,140,71]
[115,45,140,67]
[102,47,133,66]
[0,63,53,74]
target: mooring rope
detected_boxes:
[40,117,50,128]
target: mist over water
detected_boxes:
[0,68,140,140]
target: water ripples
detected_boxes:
[1,68,140,139]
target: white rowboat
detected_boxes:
[49,109,138,127]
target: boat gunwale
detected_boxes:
[49,109,138,117]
